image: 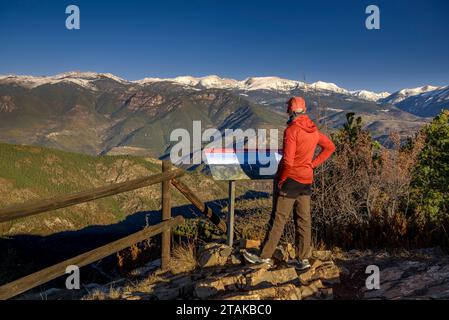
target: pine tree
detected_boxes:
[411,110,449,224]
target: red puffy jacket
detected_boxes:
[277,115,335,185]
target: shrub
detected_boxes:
[312,112,426,248]
[411,110,449,225]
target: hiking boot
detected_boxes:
[242,250,273,267]
[290,259,311,271]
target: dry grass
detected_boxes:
[83,284,122,300]
[130,273,166,292]
[168,242,198,275]
[83,244,198,300]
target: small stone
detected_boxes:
[314,264,340,284]
[246,268,269,287]
[273,246,289,262]
[220,246,233,257]
[299,269,316,285]
[286,243,296,260]
[230,254,242,265]
[311,259,323,270]
[246,267,299,288]
[299,279,323,298]
[194,274,245,299]
[299,286,315,298]
[269,268,299,285]
[309,279,324,290]
[240,239,261,249]
[312,250,332,261]
[197,243,233,268]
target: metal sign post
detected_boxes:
[227,180,236,246]
[204,148,282,246]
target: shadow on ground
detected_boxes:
[0,190,272,289]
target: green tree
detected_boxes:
[333,112,381,161]
[411,110,449,224]
[343,112,363,144]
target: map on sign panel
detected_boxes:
[204,148,283,181]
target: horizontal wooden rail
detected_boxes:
[0,169,185,223]
[0,216,185,300]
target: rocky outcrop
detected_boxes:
[120,92,166,113]
[363,262,449,299]
[20,245,449,300]
[109,243,340,301]
[333,248,449,300]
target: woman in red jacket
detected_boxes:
[244,96,335,270]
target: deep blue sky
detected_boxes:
[0,0,448,92]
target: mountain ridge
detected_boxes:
[0,72,391,101]
[2,71,447,106]
[0,71,444,157]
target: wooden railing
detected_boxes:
[0,161,226,300]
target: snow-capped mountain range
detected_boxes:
[136,75,392,101]
[379,85,441,104]
[0,72,447,107]
[0,72,128,91]
[0,71,445,157]
[379,85,449,117]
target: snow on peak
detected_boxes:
[242,77,303,91]
[383,85,442,104]
[53,71,128,83]
[137,76,358,96]
[53,71,99,79]
[309,81,349,94]
[351,90,391,102]
[135,75,303,91]
[0,71,128,90]
[133,77,164,84]
[135,75,239,89]
[397,85,440,97]
[171,76,200,86]
[2,71,445,104]
[198,75,239,89]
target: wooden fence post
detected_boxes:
[161,160,172,270]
